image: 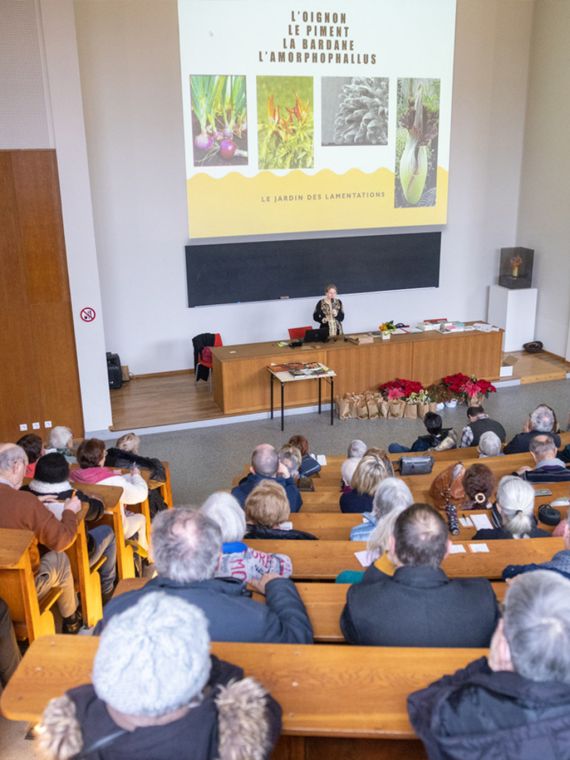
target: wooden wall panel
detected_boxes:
[0,150,84,441]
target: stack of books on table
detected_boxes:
[416,318,448,332]
[269,362,331,377]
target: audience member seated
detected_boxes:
[231,444,302,512]
[244,481,316,540]
[278,445,302,481]
[39,592,281,760]
[73,438,150,555]
[46,425,76,462]
[337,478,414,584]
[0,444,83,633]
[517,434,570,483]
[340,503,499,647]
[16,433,44,478]
[0,598,21,689]
[340,454,390,513]
[363,447,395,475]
[504,404,561,454]
[408,571,570,760]
[503,520,570,582]
[26,453,117,600]
[350,477,414,543]
[388,412,452,454]
[105,432,166,483]
[201,491,292,580]
[287,434,321,477]
[478,430,503,457]
[462,463,496,510]
[99,509,313,643]
[459,405,506,448]
[340,439,367,488]
[472,476,550,540]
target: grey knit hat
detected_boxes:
[93,592,211,716]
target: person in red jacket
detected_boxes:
[0,443,83,633]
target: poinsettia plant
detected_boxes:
[379,378,424,400]
[441,373,496,401]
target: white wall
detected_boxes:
[517,0,570,359]
[0,0,113,433]
[73,0,534,375]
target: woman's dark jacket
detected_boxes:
[245,524,317,541]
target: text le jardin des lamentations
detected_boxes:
[258,10,377,65]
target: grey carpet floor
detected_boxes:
[105,379,570,506]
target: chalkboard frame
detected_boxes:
[186,231,441,307]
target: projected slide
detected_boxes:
[178,1,456,238]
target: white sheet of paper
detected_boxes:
[43,501,65,521]
[469,543,490,553]
[354,550,378,567]
[470,514,493,531]
[448,544,466,554]
[459,517,472,527]
[316,455,327,466]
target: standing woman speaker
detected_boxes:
[313,283,345,339]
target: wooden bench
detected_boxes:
[0,634,489,758]
[112,578,508,643]
[244,537,563,580]
[0,529,62,642]
[70,483,136,580]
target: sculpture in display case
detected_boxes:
[499,247,534,289]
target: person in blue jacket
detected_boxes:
[231,444,302,512]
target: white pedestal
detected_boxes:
[488,285,537,352]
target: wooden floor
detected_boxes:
[109,352,570,432]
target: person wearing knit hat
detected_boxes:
[38,592,282,759]
[26,453,117,600]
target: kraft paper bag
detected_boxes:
[417,402,430,418]
[367,398,379,418]
[336,397,351,420]
[388,399,405,418]
[404,402,418,419]
[357,396,369,419]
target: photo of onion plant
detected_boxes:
[257,76,314,170]
[321,77,389,146]
[190,74,248,166]
[394,78,440,207]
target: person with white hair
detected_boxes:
[478,430,504,458]
[46,425,76,462]
[472,475,550,540]
[38,592,282,760]
[201,491,292,581]
[504,403,561,454]
[408,571,570,759]
[0,443,83,634]
[98,509,312,643]
[516,434,570,483]
[350,477,414,543]
[337,478,414,584]
[340,439,367,487]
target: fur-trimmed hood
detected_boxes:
[38,676,280,760]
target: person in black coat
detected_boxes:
[408,570,570,760]
[340,504,499,647]
[472,475,551,541]
[97,509,313,643]
[313,283,344,338]
[504,404,561,454]
[39,592,282,760]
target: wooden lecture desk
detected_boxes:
[211,325,503,414]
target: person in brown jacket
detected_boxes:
[0,443,83,633]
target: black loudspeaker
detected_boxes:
[399,456,434,475]
[106,352,123,390]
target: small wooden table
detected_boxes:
[267,365,336,430]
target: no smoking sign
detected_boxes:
[80,306,97,323]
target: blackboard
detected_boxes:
[186,231,440,307]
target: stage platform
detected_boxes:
[109,350,570,433]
